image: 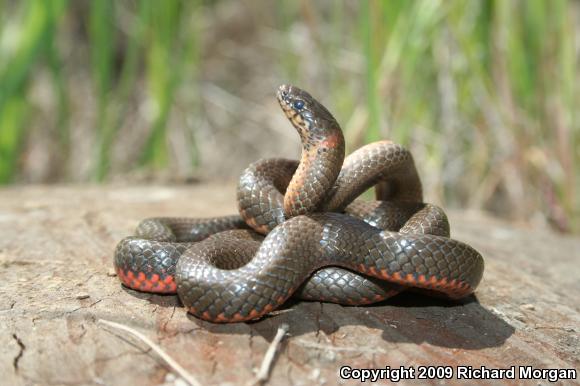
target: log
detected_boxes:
[1,185,578,385]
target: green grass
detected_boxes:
[0,0,67,181]
[0,0,577,232]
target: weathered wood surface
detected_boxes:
[1,185,578,386]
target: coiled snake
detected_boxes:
[114,84,484,323]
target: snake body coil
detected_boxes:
[114,84,484,323]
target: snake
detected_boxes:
[114,84,484,323]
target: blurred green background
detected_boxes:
[0,0,578,232]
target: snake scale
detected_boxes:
[114,84,484,323]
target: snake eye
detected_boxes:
[293,100,305,110]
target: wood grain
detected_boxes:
[1,185,578,385]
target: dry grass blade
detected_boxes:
[98,319,201,386]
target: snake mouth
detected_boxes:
[277,84,310,135]
[276,84,296,114]
[277,84,292,100]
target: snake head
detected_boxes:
[277,84,339,142]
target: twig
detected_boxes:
[293,339,388,354]
[267,308,295,317]
[98,319,201,386]
[251,323,290,385]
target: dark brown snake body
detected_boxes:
[114,84,484,323]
